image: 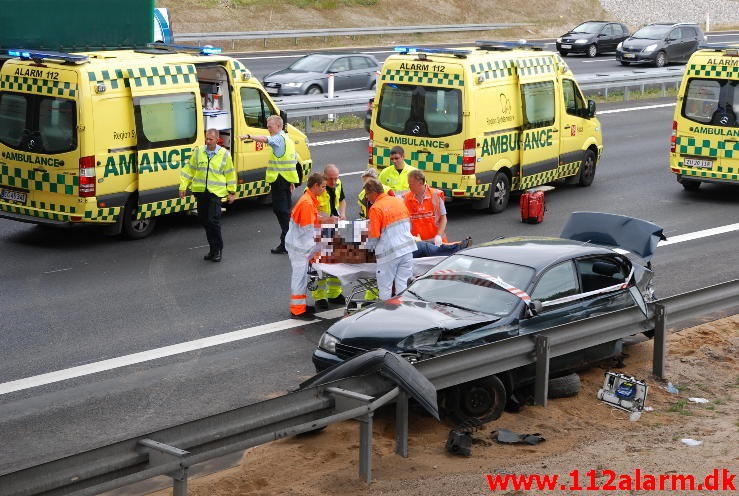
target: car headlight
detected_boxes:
[575,39,589,44]
[282,82,303,88]
[617,42,623,50]
[556,37,562,43]
[397,328,442,351]
[643,44,658,53]
[318,332,339,353]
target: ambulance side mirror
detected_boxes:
[587,99,596,118]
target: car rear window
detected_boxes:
[682,78,739,127]
[377,83,462,137]
[0,92,77,154]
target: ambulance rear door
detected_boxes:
[515,57,560,190]
[129,62,202,213]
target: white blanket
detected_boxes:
[314,256,446,286]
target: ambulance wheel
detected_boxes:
[122,201,156,239]
[654,51,667,68]
[445,375,507,424]
[681,179,701,191]
[587,44,597,58]
[578,150,596,187]
[487,172,510,214]
[305,85,322,95]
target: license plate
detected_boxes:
[0,188,27,204]
[623,53,635,58]
[684,157,713,169]
[561,44,572,49]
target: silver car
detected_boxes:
[262,53,379,96]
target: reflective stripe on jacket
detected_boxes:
[179,146,236,197]
[285,190,319,259]
[317,179,342,215]
[367,193,417,263]
[403,185,445,241]
[377,162,415,196]
[358,184,392,219]
[266,131,299,184]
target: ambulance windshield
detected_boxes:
[377,84,462,137]
[682,78,739,127]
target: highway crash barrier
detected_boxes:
[0,280,737,495]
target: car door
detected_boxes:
[598,24,615,52]
[349,56,375,90]
[616,24,630,46]
[665,28,683,62]
[680,27,699,61]
[327,57,352,91]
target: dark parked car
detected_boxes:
[263,52,380,96]
[312,213,663,423]
[616,22,705,67]
[556,21,629,57]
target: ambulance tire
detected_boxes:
[577,150,596,187]
[445,375,507,424]
[681,179,701,191]
[122,201,156,239]
[587,44,597,58]
[487,172,510,214]
[305,85,322,95]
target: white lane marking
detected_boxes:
[310,136,368,147]
[599,103,675,114]
[237,54,307,60]
[314,308,345,319]
[659,223,739,246]
[42,268,72,274]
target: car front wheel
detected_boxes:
[445,375,507,424]
[587,44,597,58]
[654,51,667,68]
[306,85,322,95]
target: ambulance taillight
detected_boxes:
[462,138,476,174]
[368,129,374,165]
[79,156,96,197]
[670,121,677,153]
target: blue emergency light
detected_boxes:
[476,40,545,51]
[394,46,470,58]
[7,49,88,64]
[698,43,739,54]
[145,43,222,56]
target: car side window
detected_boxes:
[668,28,680,41]
[350,57,371,70]
[617,24,627,36]
[329,57,350,73]
[531,262,579,304]
[682,27,696,39]
[575,256,629,293]
[562,79,586,116]
[603,24,615,36]
[240,87,275,129]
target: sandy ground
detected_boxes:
[149,315,738,496]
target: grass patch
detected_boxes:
[667,398,693,416]
[291,113,364,133]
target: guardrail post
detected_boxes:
[652,303,667,378]
[604,87,609,100]
[395,390,409,458]
[534,335,550,406]
[139,439,190,496]
[358,413,373,483]
[624,86,630,102]
[304,116,311,134]
[173,468,188,496]
[661,82,666,97]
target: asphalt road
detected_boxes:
[235,32,739,82]
[1,100,739,475]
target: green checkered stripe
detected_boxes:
[234,180,270,200]
[515,56,555,77]
[301,161,312,180]
[84,206,121,222]
[380,69,463,87]
[87,64,196,89]
[430,180,490,199]
[0,202,71,221]
[137,196,195,220]
[0,164,77,194]
[29,200,77,213]
[373,147,462,173]
[230,60,251,80]
[675,135,739,158]
[675,163,738,180]
[519,161,579,190]
[686,63,739,79]
[0,75,77,97]
[470,60,515,81]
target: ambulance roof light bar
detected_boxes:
[6,49,89,64]
[393,46,470,58]
[475,40,545,51]
[697,43,739,55]
[144,43,222,56]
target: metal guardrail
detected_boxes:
[2,279,737,495]
[176,24,529,48]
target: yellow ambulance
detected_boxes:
[368,42,602,212]
[0,46,311,238]
[670,45,739,191]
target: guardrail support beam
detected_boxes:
[652,303,667,378]
[534,335,550,406]
[395,390,409,458]
[139,439,191,496]
[358,413,373,483]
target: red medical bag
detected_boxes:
[519,190,545,224]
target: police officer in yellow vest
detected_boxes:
[179,128,236,262]
[240,115,299,254]
[313,164,346,308]
[378,145,416,196]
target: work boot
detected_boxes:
[211,251,222,262]
[203,251,215,261]
[328,294,346,305]
[316,299,329,310]
[271,244,287,254]
[291,306,316,320]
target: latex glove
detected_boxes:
[433,234,442,247]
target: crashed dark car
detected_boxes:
[312,213,663,423]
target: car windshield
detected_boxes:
[572,22,605,34]
[406,255,535,316]
[377,83,462,137]
[288,54,332,72]
[631,25,671,39]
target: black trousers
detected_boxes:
[195,191,223,253]
[270,175,293,248]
